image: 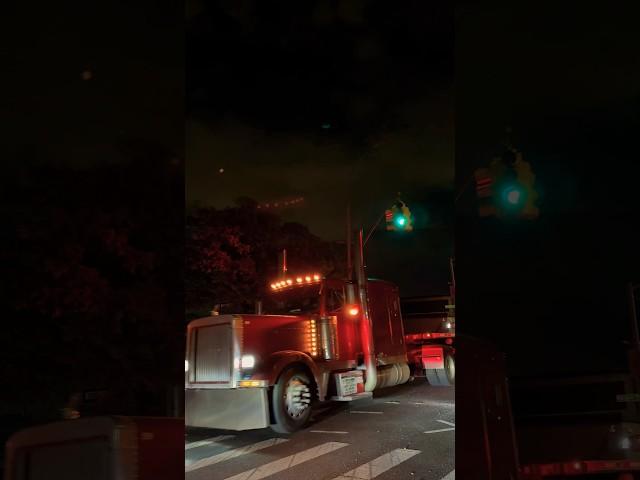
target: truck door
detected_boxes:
[326,285,358,361]
[368,282,406,360]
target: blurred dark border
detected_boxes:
[455,1,640,476]
[2,0,185,471]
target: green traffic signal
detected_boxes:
[475,149,539,219]
[385,200,413,231]
[500,182,527,210]
[506,188,521,205]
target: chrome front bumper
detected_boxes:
[185,388,270,430]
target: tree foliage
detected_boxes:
[1,141,184,421]
[186,201,345,318]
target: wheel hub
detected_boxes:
[284,375,311,419]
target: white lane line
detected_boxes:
[332,448,421,480]
[424,428,455,434]
[440,470,455,480]
[310,430,349,434]
[185,435,235,450]
[224,442,348,480]
[384,401,400,404]
[185,438,288,472]
[437,420,455,427]
[350,411,383,414]
[411,400,455,408]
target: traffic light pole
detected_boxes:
[356,227,377,392]
[363,210,386,247]
[455,173,475,204]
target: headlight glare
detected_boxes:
[240,355,255,369]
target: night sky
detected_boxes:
[186,0,454,294]
[11,0,639,383]
[8,1,183,169]
[455,3,640,376]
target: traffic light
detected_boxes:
[385,200,413,231]
[474,150,539,219]
[474,167,497,217]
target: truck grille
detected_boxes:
[194,324,232,383]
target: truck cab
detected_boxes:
[185,273,411,433]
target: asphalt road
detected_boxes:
[185,378,455,480]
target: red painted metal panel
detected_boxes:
[422,345,445,370]
[366,281,406,359]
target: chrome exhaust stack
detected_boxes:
[355,229,377,392]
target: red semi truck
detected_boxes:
[185,263,456,433]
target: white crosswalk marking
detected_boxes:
[185,435,235,450]
[440,470,455,480]
[424,428,455,434]
[223,442,349,480]
[332,448,421,479]
[185,438,289,473]
[437,420,455,427]
[310,430,349,434]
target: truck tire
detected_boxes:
[426,354,455,387]
[270,366,313,434]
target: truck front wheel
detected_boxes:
[270,366,313,434]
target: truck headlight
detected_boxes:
[240,355,255,369]
[185,360,189,372]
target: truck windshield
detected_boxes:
[263,286,321,315]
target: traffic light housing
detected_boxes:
[474,150,539,219]
[512,152,539,219]
[385,200,413,231]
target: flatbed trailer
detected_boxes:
[402,295,456,386]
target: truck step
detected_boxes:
[330,392,373,402]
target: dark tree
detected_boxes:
[1,140,184,421]
[185,203,346,319]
